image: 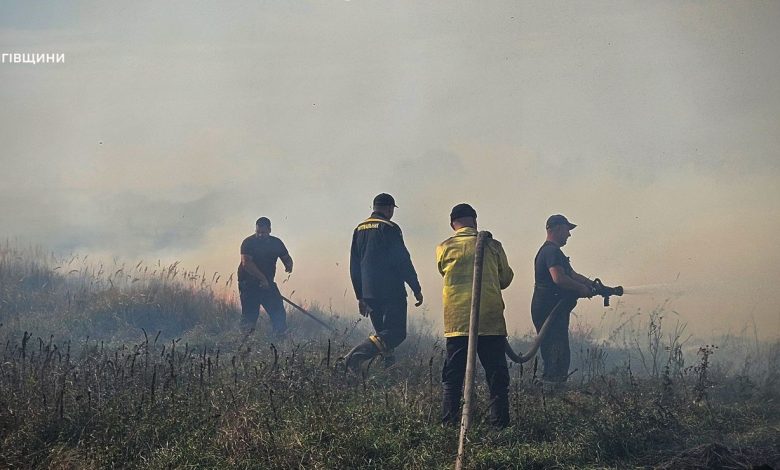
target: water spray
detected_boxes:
[619,283,685,297]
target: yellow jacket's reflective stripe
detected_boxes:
[436,227,514,337]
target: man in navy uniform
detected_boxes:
[237,217,293,336]
[345,193,423,370]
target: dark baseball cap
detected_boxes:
[546,214,576,230]
[450,203,477,221]
[373,193,398,207]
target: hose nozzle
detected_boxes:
[592,278,624,307]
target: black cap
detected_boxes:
[450,203,477,222]
[373,193,398,207]
[256,217,271,227]
[546,214,576,230]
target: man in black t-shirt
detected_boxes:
[237,217,294,336]
[532,214,594,383]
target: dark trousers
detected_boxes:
[366,298,407,350]
[531,289,577,382]
[441,335,510,427]
[239,282,287,335]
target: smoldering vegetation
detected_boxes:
[1,243,778,469]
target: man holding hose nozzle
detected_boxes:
[532,214,600,384]
[437,204,514,427]
[345,193,424,372]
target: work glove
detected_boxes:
[414,291,424,307]
[358,299,372,317]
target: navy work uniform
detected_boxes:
[346,207,422,369]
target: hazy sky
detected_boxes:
[2,1,779,339]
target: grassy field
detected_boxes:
[1,244,778,469]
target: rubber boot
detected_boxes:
[345,338,380,373]
[489,394,510,428]
[383,348,396,368]
[441,384,462,426]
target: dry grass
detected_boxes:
[1,243,778,469]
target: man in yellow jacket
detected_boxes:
[436,203,514,427]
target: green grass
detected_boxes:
[1,244,778,469]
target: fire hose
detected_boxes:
[454,233,623,468]
[455,230,489,470]
[504,278,623,363]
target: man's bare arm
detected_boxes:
[570,270,593,287]
[549,266,591,297]
[241,254,270,287]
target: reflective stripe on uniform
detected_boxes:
[368,334,388,353]
[356,218,396,231]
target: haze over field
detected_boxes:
[2,1,779,338]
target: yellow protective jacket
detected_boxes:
[436,227,514,337]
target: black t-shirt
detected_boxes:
[237,235,289,283]
[534,241,572,289]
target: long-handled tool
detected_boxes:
[281,295,335,332]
